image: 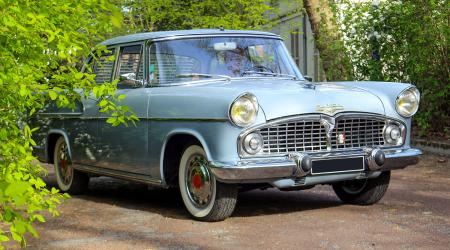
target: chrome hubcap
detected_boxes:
[57,142,73,185]
[185,154,213,208]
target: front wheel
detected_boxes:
[332,171,391,205]
[178,144,237,221]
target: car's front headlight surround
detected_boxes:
[396,86,420,117]
[229,93,259,127]
[383,122,405,146]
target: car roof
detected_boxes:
[99,29,281,46]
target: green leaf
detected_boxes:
[11,231,22,242]
[106,117,116,124]
[0,234,9,242]
[27,224,38,237]
[5,182,31,197]
[111,10,123,28]
[33,214,46,223]
[19,85,27,96]
[48,90,58,100]
[99,99,108,107]
[74,72,84,80]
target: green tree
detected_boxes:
[0,0,134,247]
[122,0,273,31]
[319,0,449,134]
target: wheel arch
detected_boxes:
[160,129,211,187]
[46,129,72,164]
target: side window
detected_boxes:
[117,45,143,87]
[92,49,115,84]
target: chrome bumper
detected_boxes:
[209,148,421,183]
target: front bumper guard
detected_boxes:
[209,148,421,183]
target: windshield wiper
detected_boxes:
[176,73,231,80]
[241,71,297,80]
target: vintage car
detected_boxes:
[33,29,422,221]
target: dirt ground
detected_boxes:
[21,154,450,249]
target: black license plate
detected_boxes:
[311,157,365,175]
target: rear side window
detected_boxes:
[117,45,143,81]
[92,49,115,84]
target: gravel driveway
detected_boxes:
[24,154,449,249]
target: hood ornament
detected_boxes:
[320,116,335,151]
[316,104,344,116]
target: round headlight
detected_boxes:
[229,93,258,127]
[396,87,420,117]
[243,132,263,155]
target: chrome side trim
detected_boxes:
[36,112,83,116]
[33,115,228,122]
[73,164,164,186]
[144,117,229,122]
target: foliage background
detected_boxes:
[120,0,273,31]
[315,0,449,135]
[0,0,448,247]
[0,0,137,247]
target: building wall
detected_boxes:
[270,1,322,81]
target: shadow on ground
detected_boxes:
[43,170,343,220]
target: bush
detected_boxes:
[0,0,136,247]
[322,0,449,134]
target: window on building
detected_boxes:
[302,15,308,75]
[290,29,300,69]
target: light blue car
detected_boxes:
[33,29,422,221]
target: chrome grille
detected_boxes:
[332,118,385,149]
[259,120,327,154]
[253,116,387,155]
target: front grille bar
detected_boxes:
[240,114,395,157]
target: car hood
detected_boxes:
[149,79,386,121]
[251,80,384,120]
[210,79,385,120]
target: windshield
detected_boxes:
[149,37,303,85]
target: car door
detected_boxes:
[96,43,152,175]
[69,49,116,166]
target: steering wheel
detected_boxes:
[246,65,274,73]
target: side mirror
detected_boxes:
[118,73,142,88]
[304,75,313,81]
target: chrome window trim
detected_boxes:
[147,77,298,88]
[151,34,282,42]
[237,112,407,158]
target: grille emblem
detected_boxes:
[316,104,344,115]
[337,133,346,144]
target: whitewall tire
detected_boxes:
[178,144,237,221]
